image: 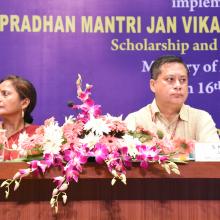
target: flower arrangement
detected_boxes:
[0,74,194,213]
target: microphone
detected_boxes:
[67,101,74,107]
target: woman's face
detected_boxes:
[0,80,25,118]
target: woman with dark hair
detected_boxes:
[0,75,39,160]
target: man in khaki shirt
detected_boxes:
[125,55,219,143]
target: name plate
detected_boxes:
[195,143,220,161]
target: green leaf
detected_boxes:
[23,155,43,162]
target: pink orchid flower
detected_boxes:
[93,144,108,164]
[64,164,79,183]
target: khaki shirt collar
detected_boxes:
[151,99,189,122]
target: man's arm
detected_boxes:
[196,112,220,142]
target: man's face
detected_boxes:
[150,62,188,108]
